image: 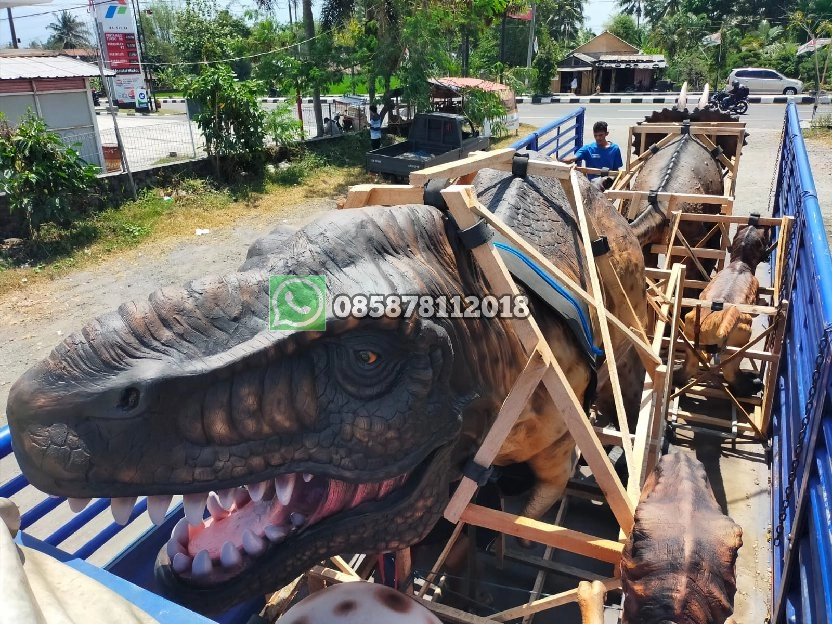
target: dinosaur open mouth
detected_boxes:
[161,471,409,584]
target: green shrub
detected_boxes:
[265,103,304,148]
[0,110,101,239]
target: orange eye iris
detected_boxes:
[358,350,379,365]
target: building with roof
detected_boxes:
[0,52,114,170]
[555,31,667,95]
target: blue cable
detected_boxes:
[493,241,604,358]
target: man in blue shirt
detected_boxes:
[562,120,623,179]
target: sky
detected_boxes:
[1,0,619,51]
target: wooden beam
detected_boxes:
[678,298,778,316]
[459,504,624,563]
[343,184,425,208]
[491,578,621,622]
[444,346,549,522]
[651,245,726,260]
[605,189,732,206]
[760,302,789,434]
[565,169,635,476]
[468,201,660,374]
[408,148,516,185]
[411,595,502,624]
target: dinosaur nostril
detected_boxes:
[118,387,140,411]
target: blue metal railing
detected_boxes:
[511,107,585,160]
[770,101,832,624]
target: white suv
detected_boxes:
[728,68,803,95]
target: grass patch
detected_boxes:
[804,125,832,147]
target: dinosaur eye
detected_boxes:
[356,350,379,365]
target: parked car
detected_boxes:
[727,68,803,95]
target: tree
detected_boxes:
[46,10,92,49]
[604,13,646,47]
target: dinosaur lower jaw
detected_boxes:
[162,470,410,585]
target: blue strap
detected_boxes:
[493,241,604,358]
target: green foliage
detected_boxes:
[461,87,509,137]
[604,13,646,47]
[46,9,92,49]
[532,34,559,95]
[665,51,710,88]
[265,103,305,147]
[267,152,325,185]
[181,65,267,178]
[398,9,456,112]
[0,111,100,239]
[173,0,252,72]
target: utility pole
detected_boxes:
[499,12,507,84]
[7,7,18,48]
[525,2,537,82]
[130,0,155,111]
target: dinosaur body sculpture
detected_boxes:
[627,108,742,282]
[673,224,769,394]
[619,452,743,624]
[6,158,647,614]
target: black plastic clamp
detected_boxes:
[649,143,660,154]
[711,300,724,311]
[710,145,723,159]
[592,236,610,256]
[512,152,530,178]
[463,459,494,487]
[748,212,761,227]
[457,219,493,250]
[648,189,660,209]
[681,120,691,135]
[423,178,449,212]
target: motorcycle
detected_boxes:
[708,89,748,115]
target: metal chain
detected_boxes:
[772,327,832,547]
[767,115,787,217]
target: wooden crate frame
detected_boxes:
[653,213,794,440]
[331,147,681,623]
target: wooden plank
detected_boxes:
[444,347,549,522]
[673,382,763,405]
[460,504,624,563]
[330,555,361,579]
[566,169,635,474]
[412,595,502,624]
[662,212,684,272]
[679,298,779,316]
[417,521,466,598]
[759,302,789,434]
[491,578,620,622]
[605,189,732,206]
[669,409,755,431]
[395,547,413,593]
[672,213,784,227]
[541,366,635,532]
[408,148,516,185]
[468,201,660,374]
[660,337,780,363]
[342,184,425,208]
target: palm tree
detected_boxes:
[46,10,92,49]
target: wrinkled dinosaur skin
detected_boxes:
[7,161,647,614]
[620,452,743,624]
[673,224,770,395]
[628,108,740,284]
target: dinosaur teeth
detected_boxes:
[275,473,296,506]
[289,512,307,528]
[264,524,288,543]
[220,541,242,568]
[242,529,266,556]
[172,552,192,574]
[110,497,136,525]
[246,480,269,502]
[233,487,251,508]
[147,495,173,526]
[192,549,213,576]
[166,538,186,559]
[172,517,190,545]
[183,493,207,526]
[206,492,230,520]
[217,488,237,511]
[68,498,91,513]
[302,473,313,482]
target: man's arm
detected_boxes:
[611,144,624,170]
[561,145,587,164]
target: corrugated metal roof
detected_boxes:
[0,55,114,80]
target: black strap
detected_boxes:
[457,219,492,250]
[592,236,610,256]
[748,212,760,227]
[649,143,660,154]
[463,459,494,487]
[710,145,723,159]
[681,120,691,135]
[647,190,668,224]
[600,167,610,177]
[423,178,449,212]
[512,153,530,178]
[705,344,721,354]
[711,300,724,311]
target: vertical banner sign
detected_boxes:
[93,0,146,105]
